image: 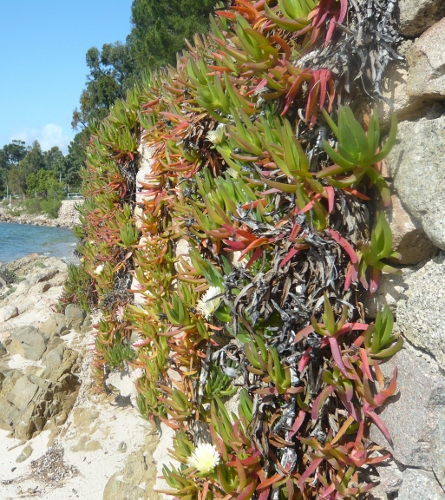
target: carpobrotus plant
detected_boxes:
[64,0,403,497]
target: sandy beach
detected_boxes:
[0,254,171,499]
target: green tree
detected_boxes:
[20,141,45,176]
[72,43,134,129]
[72,1,220,131]
[0,140,27,196]
[127,0,221,71]
[0,140,27,168]
[64,129,90,190]
[44,146,65,174]
[7,165,27,195]
[26,169,63,199]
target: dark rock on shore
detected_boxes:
[0,253,92,441]
[0,306,93,440]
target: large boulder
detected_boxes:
[397,0,445,37]
[64,304,86,331]
[386,115,445,250]
[4,326,46,361]
[407,18,445,99]
[395,253,445,369]
[39,313,68,339]
[0,346,80,440]
[0,305,19,322]
[377,40,434,126]
[384,194,437,265]
[396,469,445,500]
[371,346,445,495]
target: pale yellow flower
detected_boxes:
[94,264,104,275]
[188,443,220,473]
[206,124,226,145]
[196,286,223,320]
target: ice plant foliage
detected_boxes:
[63,0,404,498]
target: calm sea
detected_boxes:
[0,222,78,264]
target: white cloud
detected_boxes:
[10,124,72,153]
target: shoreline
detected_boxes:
[0,200,80,230]
[0,215,71,229]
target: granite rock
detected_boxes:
[4,326,46,361]
[407,18,445,99]
[371,346,445,490]
[385,194,437,265]
[397,0,445,37]
[386,116,445,250]
[0,346,80,440]
[377,40,433,126]
[0,305,19,322]
[64,304,86,331]
[397,469,445,500]
[39,313,67,339]
[395,253,445,369]
[103,434,161,500]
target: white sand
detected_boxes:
[0,327,166,499]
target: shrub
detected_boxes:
[40,198,62,219]
[24,197,42,214]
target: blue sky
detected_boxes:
[0,1,132,153]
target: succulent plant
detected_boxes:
[63,0,404,497]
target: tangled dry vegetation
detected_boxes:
[62,0,404,497]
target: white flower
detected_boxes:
[94,264,104,275]
[206,124,226,145]
[196,286,223,320]
[130,368,145,381]
[188,443,220,473]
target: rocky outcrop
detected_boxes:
[397,0,445,37]
[383,194,437,265]
[0,301,90,440]
[386,115,445,251]
[368,9,445,498]
[0,254,68,340]
[64,304,86,331]
[394,253,445,369]
[0,352,80,440]
[103,434,161,500]
[4,326,47,361]
[407,18,445,98]
[0,255,84,440]
[370,345,445,496]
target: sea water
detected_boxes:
[0,222,78,263]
